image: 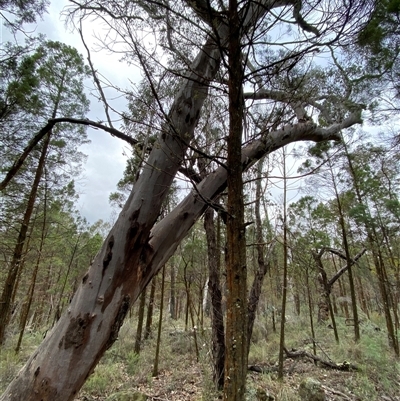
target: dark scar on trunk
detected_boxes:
[103,235,115,272]
[82,272,89,284]
[62,313,91,349]
[105,295,131,349]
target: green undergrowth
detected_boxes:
[0,309,399,400]
[247,309,399,400]
[0,330,43,393]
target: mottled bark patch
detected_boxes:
[33,375,57,400]
[105,295,130,350]
[62,313,91,349]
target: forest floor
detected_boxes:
[1,312,399,400]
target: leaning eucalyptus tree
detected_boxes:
[1,1,381,400]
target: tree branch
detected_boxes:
[0,118,136,191]
[183,0,221,26]
[284,347,359,371]
[292,0,320,36]
[145,117,363,276]
[79,24,115,128]
[328,248,366,288]
[244,88,310,121]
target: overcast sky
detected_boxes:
[3,1,141,224]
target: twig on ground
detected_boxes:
[248,365,278,373]
[322,385,354,400]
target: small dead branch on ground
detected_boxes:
[283,347,359,371]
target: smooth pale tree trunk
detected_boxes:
[202,278,210,317]
[189,294,200,362]
[1,25,222,399]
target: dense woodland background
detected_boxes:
[1,0,400,400]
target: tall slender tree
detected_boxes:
[0,40,89,345]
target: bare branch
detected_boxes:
[244,88,310,121]
[292,0,320,37]
[79,24,115,128]
[328,248,367,288]
[0,118,136,191]
[284,347,359,371]
[182,0,221,26]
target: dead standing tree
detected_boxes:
[1,1,375,400]
[313,247,366,329]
